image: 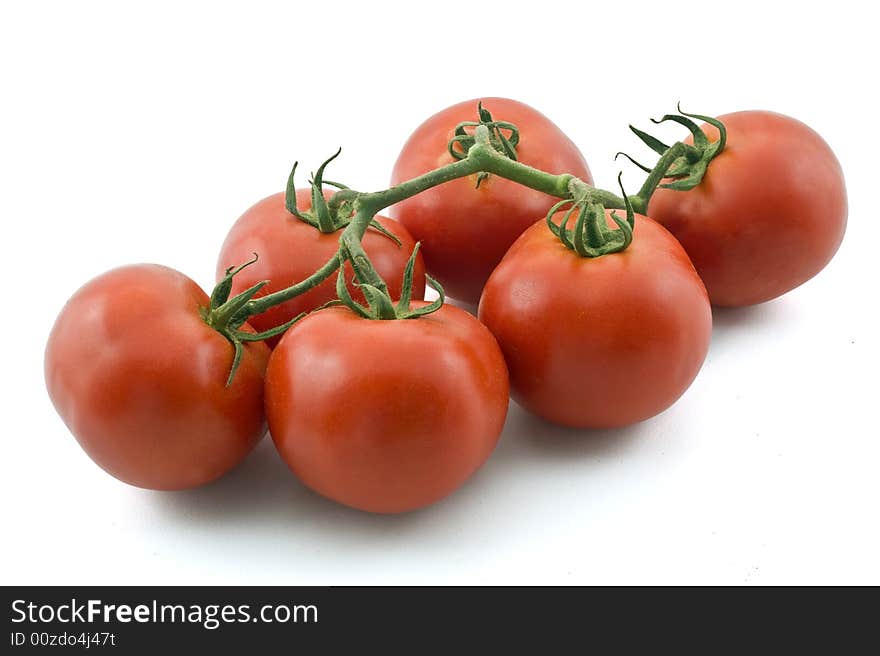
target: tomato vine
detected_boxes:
[207,103,728,383]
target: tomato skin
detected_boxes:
[648,111,847,307]
[389,97,592,305]
[265,303,509,513]
[478,214,711,428]
[44,264,269,490]
[217,189,425,347]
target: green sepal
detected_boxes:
[211,269,235,309]
[235,312,307,343]
[359,283,397,320]
[615,151,653,173]
[676,105,727,152]
[335,266,371,319]
[222,302,311,388]
[495,125,517,160]
[403,275,444,319]
[447,101,521,174]
[447,134,471,159]
[607,209,634,252]
[222,312,304,388]
[658,171,705,191]
[314,298,344,311]
[285,152,365,234]
[219,311,306,388]
[320,179,350,190]
[616,171,636,230]
[659,106,727,187]
[652,113,707,149]
[218,280,269,326]
[546,173,635,258]
[629,124,670,156]
[366,219,403,247]
[571,203,589,257]
[332,242,442,321]
[285,162,309,220]
[545,198,573,241]
[478,101,493,124]
[310,148,342,233]
[210,253,259,310]
[631,104,728,195]
[397,242,421,312]
[225,339,244,388]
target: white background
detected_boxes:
[2,1,877,585]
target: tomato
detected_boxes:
[389,97,592,305]
[478,213,711,428]
[44,264,269,490]
[265,303,510,513]
[217,188,425,347]
[648,111,847,307]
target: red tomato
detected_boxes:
[217,189,425,346]
[478,213,711,428]
[45,264,269,490]
[389,97,592,305]
[265,303,510,513]
[648,111,847,306]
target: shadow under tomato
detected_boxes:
[490,401,651,464]
[710,299,795,339]
[150,398,650,532]
[150,436,435,535]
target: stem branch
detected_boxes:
[636,141,688,208]
[359,157,482,212]
[244,125,663,321]
[245,252,343,316]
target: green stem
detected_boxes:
[245,252,343,316]
[243,127,641,321]
[361,140,602,215]
[341,209,391,295]
[636,141,688,208]
[567,177,629,211]
[583,205,604,248]
[474,145,573,197]
[359,157,482,212]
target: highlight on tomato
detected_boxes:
[265,254,510,514]
[646,110,847,307]
[44,263,282,490]
[479,192,712,429]
[390,97,592,305]
[218,154,425,347]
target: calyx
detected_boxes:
[626,103,727,191]
[447,102,520,187]
[283,149,402,245]
[202,256,304,386]
[547,174,636,258]
[336,243,444,320]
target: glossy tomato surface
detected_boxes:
[45,264,269,490]
[265,303,510,513]
[390,97,591,304]
[217,189,425,346]
[479,213,712,428]
[649,110,847,307]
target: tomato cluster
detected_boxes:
[45,98,846,513]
